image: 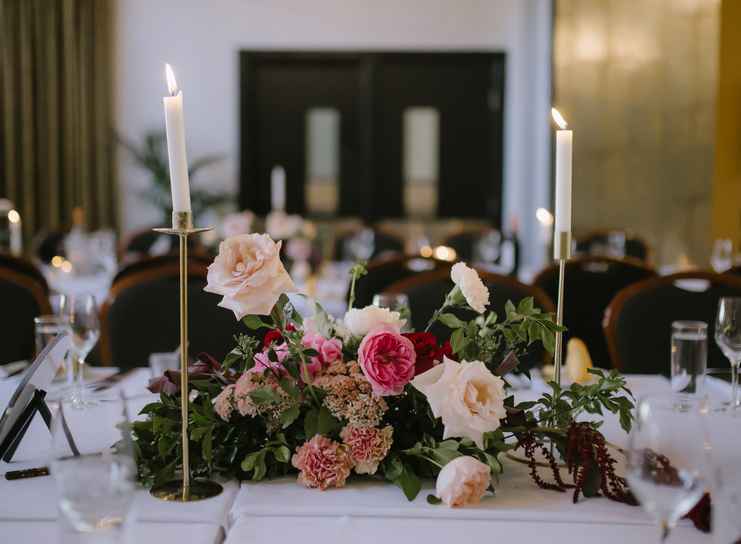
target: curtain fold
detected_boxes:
[0,0,117,247]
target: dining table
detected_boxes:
[0,369,721,544]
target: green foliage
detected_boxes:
[222,334,260,373]
[347,261,368,309]
[117,131,230,224]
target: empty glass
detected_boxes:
[34,315,70,356]
[670,321,707,395]
[372,293,412,330]
[50,394,136,540]
[626,394,707,542]
[711,239,733,273]
[716,297,741,409]
[68,295,101,405]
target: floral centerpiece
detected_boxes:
[135,234,636,507]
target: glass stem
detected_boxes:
[76,355,86,401]
[732,360,739,409]
[659,520,670,542]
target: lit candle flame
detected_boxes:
[7,209,20,224]
[551,107,568,129]
[165,63,179,96]
[536,207,554,226]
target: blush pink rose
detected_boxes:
[357,328,416,397]
[204,233,296,319]
[291,435,353,490]
[301,333,343,378]
[251,342,289,376]
[435,456,491,507]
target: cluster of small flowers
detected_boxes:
[312,360,388,428]
[214,370,292,431]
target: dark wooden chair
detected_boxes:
[385,267,554,368]
[604,271,741,375]
[0,257,51,363]
[575,230,650,263]
[118,226,207,265]
[100,258,244,368]
[350,255,451,309]
[533,256,656,368]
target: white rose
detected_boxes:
[436,456,491,507]
[450,262,490,314]
[412,356,506,448]
[204,233,296,319]
[343,306,406,337]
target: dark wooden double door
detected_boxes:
[240,51,505,222]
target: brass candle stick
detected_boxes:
[553,230,571,386]
[150,211,223,502]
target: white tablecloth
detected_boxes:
[0,370,717,543]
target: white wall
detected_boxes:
[114,0,552,270]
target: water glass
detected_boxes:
[626,394,707,542]
[702,402,741,544]
[149,351,180,377]
[670,321,707,395]
[373,293,412,330]
[50,394,136,540]
[715,297,741,409]
[68,295,101,405]
[34,315,70,356]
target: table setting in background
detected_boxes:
[2,64,741,544]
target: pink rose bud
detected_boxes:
[435,456,491,507]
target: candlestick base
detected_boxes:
[150,479,223,502]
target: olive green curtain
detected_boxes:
[0,0,117,246]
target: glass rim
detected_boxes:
[671,320,708,331]
[719,296,741,303]
[34,314,70,324]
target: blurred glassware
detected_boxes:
[711,238,733,273]
[705,368,733,405]
[68,295,100,406]
[50,394,136,539]
[626,394,706,542]
[702,399,741,544]
[715,297,741,409]
[607,231,627,258]
[372,293,411,331]
[343,228,374,262]
[148,350,180,378]
[670,321,707,395]
[34,315,70,356]
[474,230,501,265]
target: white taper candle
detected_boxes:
[163,64,192,213]
[552,108,572,258]
[271,165,286,212]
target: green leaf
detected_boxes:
[249,388,281,405]
[450,328,470,355]
[243,315,272,330]
[317,406,341,435]
[253,450,268,480]
[395,463,422,501]
[241,451,261,472]
[202,427,213,462]
[540,327,556,354]
[273,445,291,463]
[312,302,335,338]
[504,300,517,320]
[426,494,443,505]
[280,406,301,429]
[304,408,319,439]
[517,297,535,315]
[279,378,301,400]
[384,455,404,481]
[438,313,466,329]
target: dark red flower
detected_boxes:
[263,324,296,348]
[684,492,711,533]
[147,375,178,395]
[402,332,450,376]
[439,340,453,361]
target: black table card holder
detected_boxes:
[0,333,78,463]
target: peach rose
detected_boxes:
[435,456,491,507]
[205,233,296,319]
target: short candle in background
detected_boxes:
[271,165,286,212]
[551,107,572,259]
[535,207,554,246]
[163,63,192,214]
[7,209,21,256]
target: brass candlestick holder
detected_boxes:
[149,211,223,502]
[553,230,571,386]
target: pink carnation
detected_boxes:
[291,435,353,490]
[358,328,416,396]
[251,342,289,376]
[340,425,394,475]
[213,384,236,421]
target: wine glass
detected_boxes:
[372,293,412,331]
[711,239,733,273]
[715,297,741,409]
[50,393,136,539]
[67,294,101,405]
[626,394,707,542]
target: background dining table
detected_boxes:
[0,369,721,544]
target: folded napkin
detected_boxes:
[565,338,593,384]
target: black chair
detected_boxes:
[575,230,650,263]
[533,256,656,368]
[0,258,51,364]
[33,230,68,264]
[100,259,245,368]
[118,227,206,265]
[350,255,451,309]
[385,267,554,368]
[604,272,741,374]
[111,254,213,285]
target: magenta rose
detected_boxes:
[358,327,416,396]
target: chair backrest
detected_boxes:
[443,228,491,262]
[604,271,741,374]
[575,230,650,263]
[0,263,51,364]
[100,259,244,368]
[112,254,213,285]
[0,253,49,293]
[350,255,450,309]
[118,227,207,264]
[533,256,656,368]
